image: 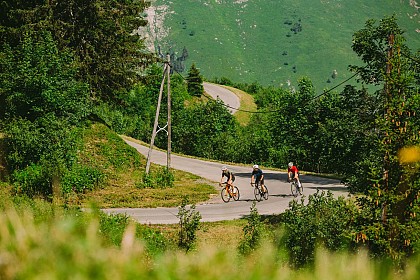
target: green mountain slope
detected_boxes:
[144,0,419,91]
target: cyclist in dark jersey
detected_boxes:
[220,166,236,192]
[251,164,266,193]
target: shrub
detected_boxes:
[238,201,265,255]
[61,165,105,193]
[137,167,174,189]
[12,164,51,197]
[177,197,201,252]
[278,190,358,268]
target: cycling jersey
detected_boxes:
[252,168,264,183]
[288,166,299,174]
[222,170,235,181]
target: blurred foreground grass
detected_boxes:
[0,190,419,280]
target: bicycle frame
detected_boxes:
[290,178,303,197]
[251,181,268,201]
[220,182,240,203]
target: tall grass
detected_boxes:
[0,195,419,279]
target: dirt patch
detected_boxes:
[137,3,171,52]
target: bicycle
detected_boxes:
[290,177,303,197]
[220,182,240,203]
[251,181,268,201]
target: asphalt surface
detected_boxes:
[102,84,349,224]
[203,82,240,114]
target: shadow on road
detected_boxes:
[234,171,345,186]
[270,193,296,198]
[305,185,348,192]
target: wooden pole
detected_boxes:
[167,54,171,170]
[145,63,168,174]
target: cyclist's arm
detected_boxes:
[293,167,299,179]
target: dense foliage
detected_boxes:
[1,0,419,270]
[0,0,152,197]
[348,16,420,262]
[0,0,154,102]
[277,190,358,268]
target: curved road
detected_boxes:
[102,84,348,224]
[203,82,240,114]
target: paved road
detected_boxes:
[102,84,348,224]
[203,82,240,114]
[103,140,348,224]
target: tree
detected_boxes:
[350,16,420,262]
[0,30,90,122]
[0,30,90,196]
[0,0,155,103]
[187,63,204,97]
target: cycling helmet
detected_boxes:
[288,162,293,168]
[221,166,228,171]
[253,164,259,169]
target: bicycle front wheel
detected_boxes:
[254,186,262,201]
[232,187,240,201]
[291,182,298,197]
[221,188,231,203]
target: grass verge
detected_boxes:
[64,123,217,208]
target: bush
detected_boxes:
[12,164,51,197]
[137,167,174,189]
[238,201,265,255]
[278,190,358,268]
[5,116,82,197]
[61,165,105,193]
[177,197,201,252]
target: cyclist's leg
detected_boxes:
[230,178,237,193]
[296,173,302,187]
[255,175,262,192]
[260,178,266,193]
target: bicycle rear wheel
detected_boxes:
[221,188,231,202]
[298,183,303,195]
[263,185,269,200]
[232,186,240,201]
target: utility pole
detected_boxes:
[167,54,171,170]
[145,56,171,174]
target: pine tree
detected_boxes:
[187,63,204,97]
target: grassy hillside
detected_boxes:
[145,0,419,91]
[59,123,217,208]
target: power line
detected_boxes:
[170,65,359,113]
[167,50,418,114]
[401,50,420,65]
[201,71,360,114]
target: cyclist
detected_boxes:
[220,166,236,193]
[287,162,302,187]
[251,164,266,193]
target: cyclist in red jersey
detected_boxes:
[287,162,302,187]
